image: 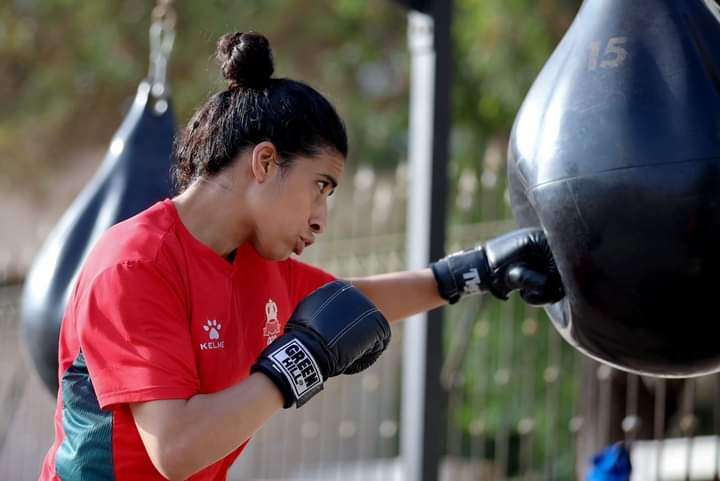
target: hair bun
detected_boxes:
[217,31,274,89]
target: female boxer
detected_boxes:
[39,32,562,481]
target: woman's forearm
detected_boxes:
[131,372,283,481]
[347,268,449,323]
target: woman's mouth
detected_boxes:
[293,238,306,256]
[293,237,314,256]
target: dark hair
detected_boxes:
[173,31,348,191]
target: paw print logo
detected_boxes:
[203,320,222,340]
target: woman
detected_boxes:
[39,32,563,481]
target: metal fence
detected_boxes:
[0,284,56,481]
[2,164,720,480]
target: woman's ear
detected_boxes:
[250,141,279,183]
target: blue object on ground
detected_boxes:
[586,443,632,481]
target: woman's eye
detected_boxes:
[317,181,331,194]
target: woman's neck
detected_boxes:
[172,178,253,257]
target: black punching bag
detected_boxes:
[507,0,720,377]
[21,81,175,393]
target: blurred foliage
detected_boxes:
[0,0,581,193]
[449,0,580,226]
[444,299,579,478]
[0,0,409,191]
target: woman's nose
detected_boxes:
[309,201,328,234]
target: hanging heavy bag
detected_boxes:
[507,0,720,377]
[20,6,177,394]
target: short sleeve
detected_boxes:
[287,259,336,306]
[76,260,199,409]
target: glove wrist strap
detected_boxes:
[252,337,325,408]
[431,247,493,304]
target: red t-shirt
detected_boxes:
[39,199,334,481]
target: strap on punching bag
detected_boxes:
[20,1,178,395]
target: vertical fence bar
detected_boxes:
[402,9,436,481]
[543,326,562,480]
[654,379,667,481]
[473,313,491,479]
[401,1,452,479]
[681,380,697,481]
[0,290,25,459]
[570,352,585,481]
[623,374,640,445]
[715,374,720,481]
[518,307,538,479]
[597,365,614,450]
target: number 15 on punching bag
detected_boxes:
[20,7,177,394]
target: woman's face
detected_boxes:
[250,149,345,261]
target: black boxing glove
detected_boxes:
[251,280,391,408]
[430,227,564,306]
